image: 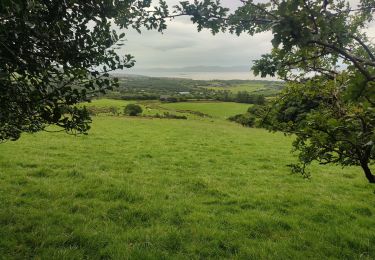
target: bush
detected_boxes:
[228,113,256,127]
[160,96,179,103]
[86,106,117,116]
[124,104,143,116]
[154,112,187,120]
[163,112,187,119]
[109,106,118,115]
[248,104,267,117]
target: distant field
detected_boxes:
[82,99,165,117]
[1,99,374,259]
[82,98,134,109]
[82,99,250,119]
[160,101,250,119]
[204,83,265,92]
[204,82,283,96]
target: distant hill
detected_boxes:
[103,75,284,101]
[134,65,251,73]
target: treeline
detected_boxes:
[105,93,160,100]
[103,76,282,103]
[106,89,266,105]
[228,105,267,127]
[214,90,266,105]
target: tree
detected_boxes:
[0,0,169,142]
[228,113,256,127]
[124,104,142,116]
[166,0,375,183]
[263,77,375,182]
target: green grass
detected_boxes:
[205,83,266,93]
[82,98,134,109]
[82,99,167,117]
[1,99,375,259]
[159,101,250,119]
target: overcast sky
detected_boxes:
[119,0,270,73]
[116,0,374,75]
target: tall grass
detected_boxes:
[0,101,374,259]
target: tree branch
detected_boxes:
[351,35,375,61]
[308,40,375,81]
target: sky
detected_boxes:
[119,0,272,75]
[115,0,375,78]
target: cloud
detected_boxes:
[119,7,273,71]
[143,38,196,52]
[116,0,375,75]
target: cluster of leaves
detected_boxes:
[171,0,375,81]
[228,113,256,127]
[154,112,187,120]
[166,0,375,182]
[228,104,267,128]
[234,91,266,104]
[263,77,375,181]
[124,103,143,116]
[0,0,172,141]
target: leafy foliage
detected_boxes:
[235,91,266,105]
[263,78,375,181]
[154,112,187,120]
[0,0,171,141]
[167,0,375,182]
[228,113,256,127]
[124,104,142,116]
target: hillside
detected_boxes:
[0,100,374,259]
[104,76,284,100]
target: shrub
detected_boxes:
[163,112,187,119]
[228,113,256,127]
[109,106,118,115]
[248,105,267,117]
[154,112,187,120]
[86,106,115,116]
[124,104,143,116]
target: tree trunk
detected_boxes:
[361,162,375,183]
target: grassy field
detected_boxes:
[159,102,250,119]
[1,99,375,259]
[82,99,135,110]
[204,82,283,96]
[205,83,266,93]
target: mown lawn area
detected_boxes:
[0,100,374,259]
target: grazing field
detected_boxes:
[1,100,375,259]
[204,82,283,96]
[204,83,266,92]
[159,102,250,119]
[82,99,135,110]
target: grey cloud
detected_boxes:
[144,40,196,52]
[117,0,375,75]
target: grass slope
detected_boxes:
[82,99,134,110]
[160,102,250,119]
[0,101,375,259]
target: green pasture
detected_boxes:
[159,102,250,119]
[205,83,265,92]
[0,99,374,259]
[82,99,134,109]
